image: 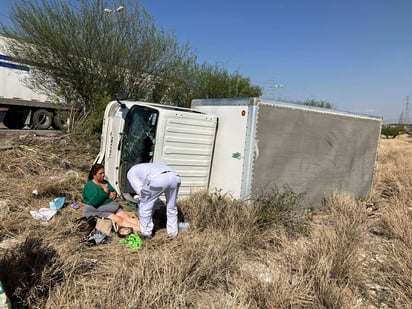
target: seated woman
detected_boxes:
[82,163,140,233]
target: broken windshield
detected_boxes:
[120,105,158,194]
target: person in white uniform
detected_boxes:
[127,163,181,238]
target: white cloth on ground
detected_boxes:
[30,208,58,220]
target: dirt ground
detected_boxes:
[0,132,98,231]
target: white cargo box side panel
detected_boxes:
[0,67,50,101]
[251,102,382,204]
[0,35,51,102]
[192,99,252,198]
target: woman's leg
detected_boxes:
[108,212,140,232]
[117,211,140,226]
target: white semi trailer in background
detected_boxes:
[0,37,70,130]
[95,97,382,206]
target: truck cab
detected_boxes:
[95,100,217,202]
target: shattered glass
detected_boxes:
[120,105,158,193]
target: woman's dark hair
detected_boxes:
[88,163,104,180]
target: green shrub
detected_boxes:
[253,186,312,236]
[381,126,403,138]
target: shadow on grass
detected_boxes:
[0,237,63,308]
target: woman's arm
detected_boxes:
[107,182,117,200]
[82,181,109,207]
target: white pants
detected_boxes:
[139,172,181,237]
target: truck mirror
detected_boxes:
[116,90,128,109]
[116,90,128,101]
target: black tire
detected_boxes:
[32,109,53,130]
[52,112,68,130]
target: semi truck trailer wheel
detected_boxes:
[52,112,68,130]
[32,109,53,129]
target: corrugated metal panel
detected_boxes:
[155,115,217,196]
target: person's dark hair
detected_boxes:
[88,163,104,180]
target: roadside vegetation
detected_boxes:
[381,125,405,139]
[0,0,261,134]
[0,1,337,136]
[0,134,410,308]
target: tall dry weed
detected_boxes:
[372,139,412,201]
[359,139,412,307]
[179,190,261,242]
[366,196,412,307]
[296,192,370,308]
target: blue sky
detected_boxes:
[2,0,412,123]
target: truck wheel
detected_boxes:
[32,109,53,130]
[52,113,68,130]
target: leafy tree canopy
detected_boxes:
[161,62,262,107]
[1,0,193,108]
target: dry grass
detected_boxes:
[0,135,411,308]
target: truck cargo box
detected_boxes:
[192,97,382,205]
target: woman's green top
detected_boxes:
[82,180,115,207]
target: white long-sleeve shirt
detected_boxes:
[127,163,176,194]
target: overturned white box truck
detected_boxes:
[95,97,382,206]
